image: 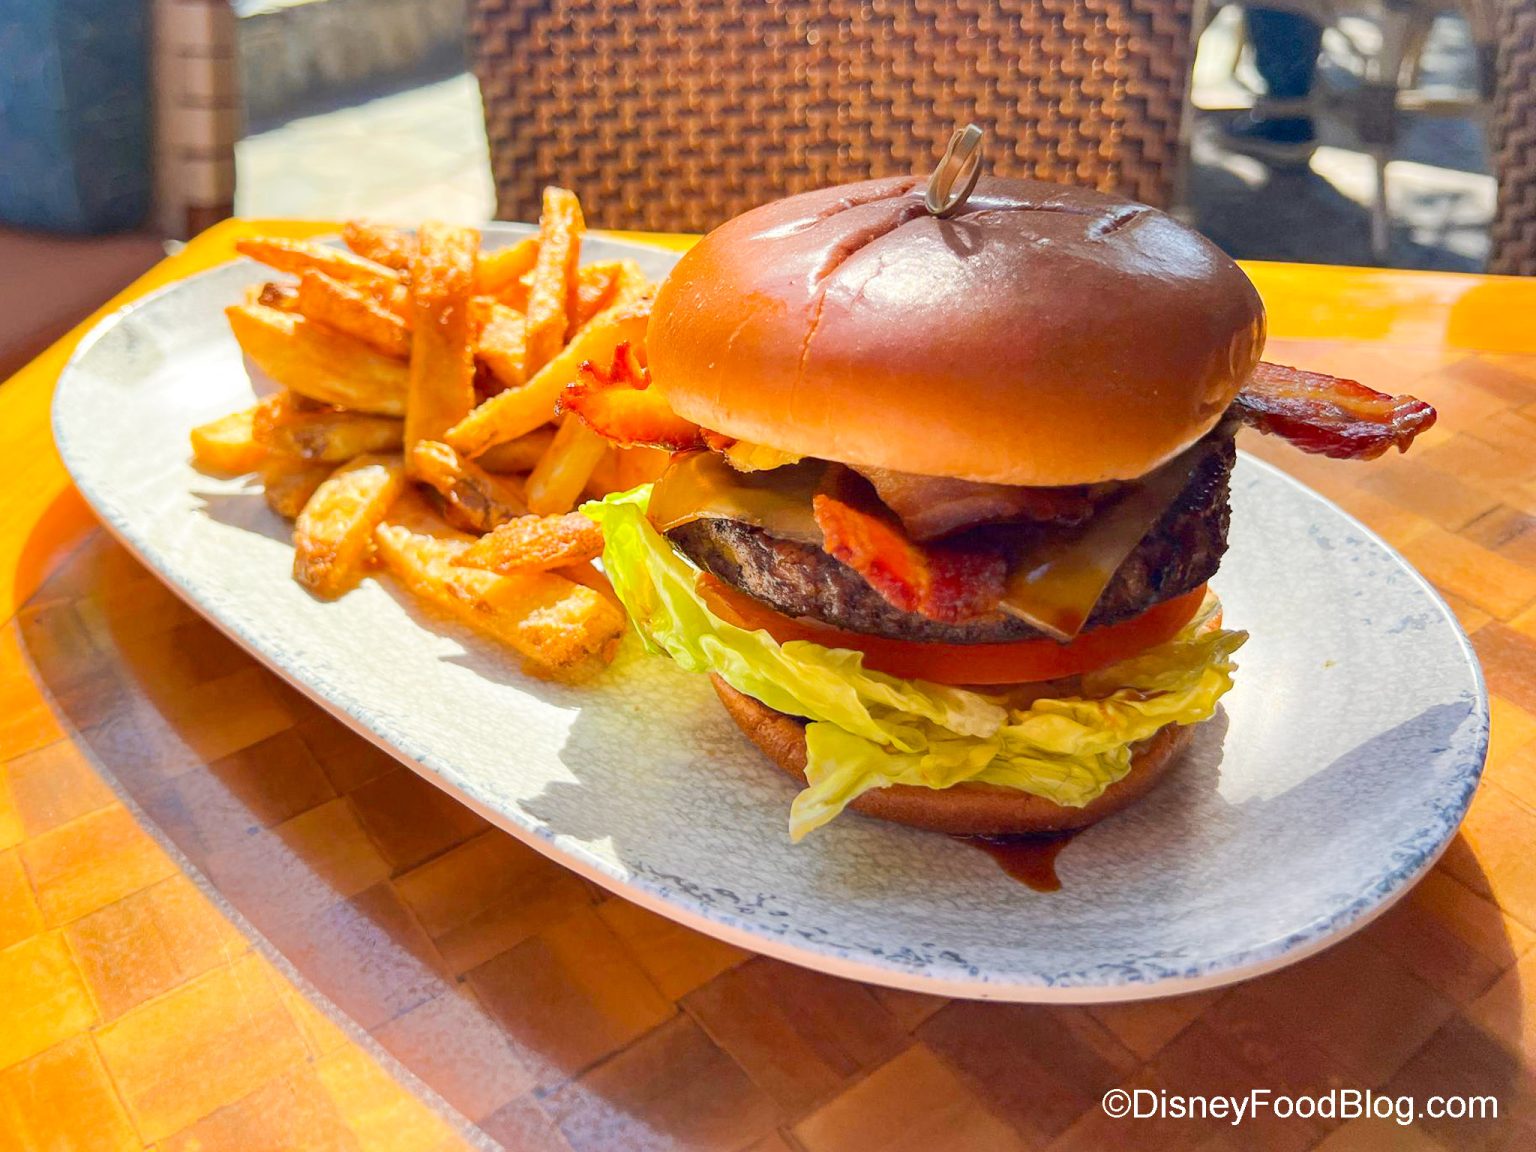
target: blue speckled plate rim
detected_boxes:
[51,235,1490,1003]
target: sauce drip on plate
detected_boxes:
[959,831,1081,891]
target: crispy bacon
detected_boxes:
[1234,362,1436,459]
[812,488,1006,623]
[851,465,1110,541]
[559,343,705,450]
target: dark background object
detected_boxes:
[0,0,152,233]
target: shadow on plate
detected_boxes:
[192,483,296,546]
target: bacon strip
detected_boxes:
[559,343,704,450]
[812,490,1005,623]
[851,465,1109,541]
[1234,362,1436,460]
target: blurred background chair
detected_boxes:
[470,0,1200,232]
[1195,0,1507,262]
[469,0,1531,273]
[1487,0,1535,275]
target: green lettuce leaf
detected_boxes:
[584,487,1246,840]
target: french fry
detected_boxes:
[227,304,409,415]
[475,427,557,473]
[292,454,406,598]
[405,222,479,453]
[524,187,584,374]
[236,237,399,289]
[255,282,299,311]
[445,297,651,457]
[556,562,621,608]
[455,511,604,574]
[559,341,702,449]
[250,389,300,433]
[320,274,407,324]
[409,440,527,533]
[475,301,527,390]
[475,235,540,298]
[583,445,623,499]
[190,406,266,473]
[295,270,411,359]
[570,262,622,330]
[373,515,625,678]
[351,278,412,322]
[342,221,415,271]
[213,190,666,668]
[216,190,651,658]
[252,391,404,462]
[571,259,651,329]
[261,454,335,520]
[607,259,652,308]
[525,414,610,515]
[486,274,531,316]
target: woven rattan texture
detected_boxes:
[471,0,1195,232]
[1490,0,1536,276]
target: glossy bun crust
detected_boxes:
[711,675,1195,836]
[650,177,1266,485]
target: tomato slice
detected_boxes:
[697,576,1208,686]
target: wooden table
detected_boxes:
[3,221,1536,1151]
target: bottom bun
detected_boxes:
[710,674,1196,836]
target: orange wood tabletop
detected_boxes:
[3,219,1536,1150]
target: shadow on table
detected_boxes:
[15,511,1529,1150]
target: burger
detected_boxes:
[571,175,1435,842]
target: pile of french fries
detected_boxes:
[190,187,669,680]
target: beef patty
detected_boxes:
[668,429,1234,644]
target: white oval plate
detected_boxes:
[53,225,1487,1003]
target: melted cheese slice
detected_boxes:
[648,450,826,543]
[999,441,1205,640]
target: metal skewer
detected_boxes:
[924,123,985,218]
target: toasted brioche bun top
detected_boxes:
[649,177,1266,486]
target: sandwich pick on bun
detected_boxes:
[568,149,1437,843]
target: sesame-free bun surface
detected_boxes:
[650,177,1266,485]
[711,675,1196,836]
